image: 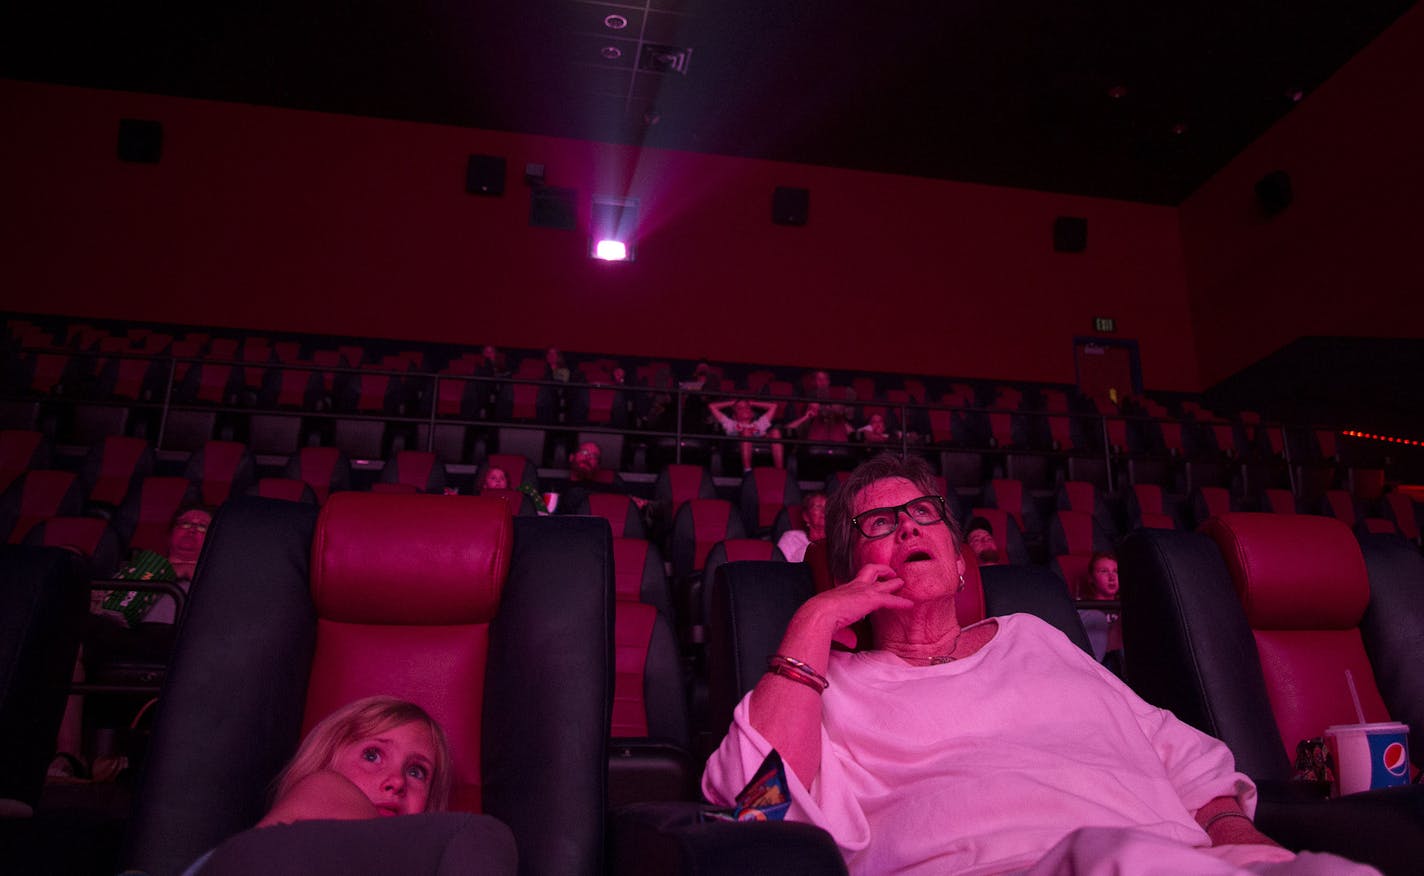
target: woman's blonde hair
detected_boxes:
[272,695,453,813]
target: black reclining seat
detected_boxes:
[123,496,613,876]
[613,559,1091,876]
[1118,523,1424,874]
[0,546,88,817]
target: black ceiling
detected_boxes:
[3,1,1416,204]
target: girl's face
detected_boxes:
[1091,558,1119,598]
[482,468,508,490]
[330,720,437,817]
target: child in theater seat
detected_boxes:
[180,697,520,876]
[258,695,452,826]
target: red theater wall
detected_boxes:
[1,78,1198,390]
[1180,3,1424,390]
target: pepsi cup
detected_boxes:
[1324,722,1411,796]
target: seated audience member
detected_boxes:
[178,697,517,876]
[56,505,215,777]
[777,492,828,563]
[97,505,213,627]
[479,345,507,377]
[544,346,569,382]
[964,515,1000,566]
[679,361,716,392]
[790,402,854,445]
[855,413,893,444]
[704,454,1372,875]
[710,398,787,471]
[1078,550,1123,666]
[563,441,647,512]
[479,467,509,491]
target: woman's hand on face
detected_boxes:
[794,563,914,638]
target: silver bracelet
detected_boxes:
[1202,811,1252,832]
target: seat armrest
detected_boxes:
[611,801,847,876]
[1254,781,1424,875]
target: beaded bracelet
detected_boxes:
[1201,811,1252,832]
[767,655,829,692]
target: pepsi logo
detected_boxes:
[1382,741,1408,777]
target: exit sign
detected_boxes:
[1093,317,1117,333]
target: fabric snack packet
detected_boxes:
[98,549,177,628]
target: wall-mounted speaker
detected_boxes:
[117,118,163,163]
[772,187,809,226]
[530,186,577,230]
[1053,216,1088,253]
[465,154,506,196]
[1255,170,1293,217]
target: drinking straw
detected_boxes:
[1345,669,1367,724]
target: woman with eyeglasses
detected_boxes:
[703,454,1368,875]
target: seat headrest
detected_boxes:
[312,493,513,624]
[1202,513,1368,630]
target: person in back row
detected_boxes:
[964,515,1000,566]
[776,491,827,563]
[710,397,788,471]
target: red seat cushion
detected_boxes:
[587,493,634,537]
[0,430,43,494]
[1324,490,1356,526]
[612,538,650,602]
[10,470,79,543]
[1203,513,1389,752]
[1054,509,1094,556]
[131,477,194,552]
[256,478,312,503]
[1199,486,1231,520]
[91,436,149,506]
[1061,481,1094,513]
[200,440,249,506]
[612,603,657,737]
[1139,512,1176,530]
[298,447,343,504]
[664,465,706,513]
[688,499,733,572]
[1133,484,1164,515]
[38,516,108,557]
[751,468,790,528]
[305,493,513,814]
[1054,554,1093,599]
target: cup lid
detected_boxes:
[1324,722,1408,733]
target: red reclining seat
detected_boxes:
[81,435,154,509]
[183,440,256,507]
[282,446,352,504]
[738,467,802,535]
[0,429,49,494]
[2,470,84,544]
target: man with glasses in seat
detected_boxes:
[704,453,1372,875]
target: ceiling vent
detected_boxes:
[639,45,692,75]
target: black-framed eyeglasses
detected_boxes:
[851,495,947,539]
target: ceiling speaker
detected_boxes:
[1255,170,1293,217]
[465,155,506,196]
[117,119,163,164]
[1053,216,1087,253]
[772,187,809,226]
